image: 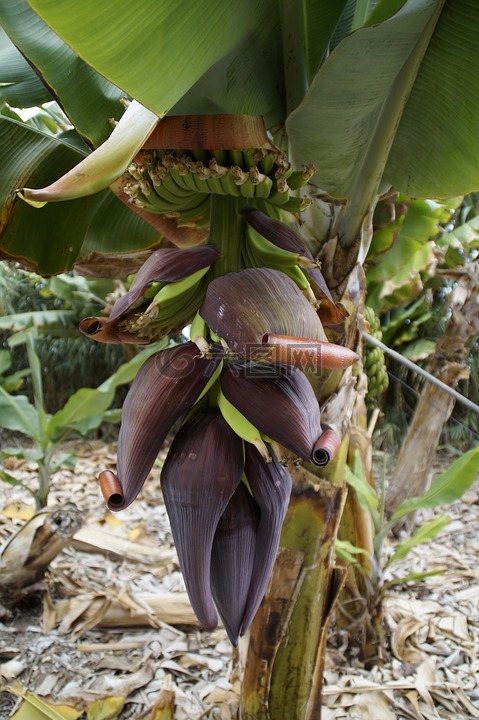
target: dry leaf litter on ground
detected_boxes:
[0,440,477,719]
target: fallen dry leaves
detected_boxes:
[0,440,478,719]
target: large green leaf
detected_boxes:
[0,385,40,439]
[0,0,125,146]
[391,446,479,522]
[287,0,479,245]
[366,198,452,311]
[0,26,51,107]
[440,213,479,264]
[385,0,479,198]
[0,117,159,275]
[26,0,284,126]
[303,1,349,81]
[0,310,75,333]
[48,340,167,438]
[386,514,449,566]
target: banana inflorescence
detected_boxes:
[78,139,361,644]
[364,306,389,409]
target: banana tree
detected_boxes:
[2,1,479,718]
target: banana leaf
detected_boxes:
[0,25,51,107]
[0,0,125,146]
[0,385,40,439]
[26,0,284,128]
[391,446,479,522]
[366,197,458,312]
[386,514,449,566]
[287,0,479,246]
[47,339,167,438]
[0,117,159,275]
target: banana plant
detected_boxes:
[0,330,166,508]
[337,445,479,599]
[1,1,479,718]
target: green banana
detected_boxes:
[189,168,210,193]
[190,310,208,343]
[168,166,195,192]
[178,195,210,223]
[242,148,264,169]
[246,226,304,270]
[205,175,228,195]
[151,179,196,206]
[239,177,256,199]
[216,384,271,463]
[147,266,211,315]
[177,169,204,194]
[254,176,274,199]
[275,195,312,213]
[194,358,224,403]
[142,281,164,300]
[124,183,176,214]
[195,171,214,195]
[140,185,186,214]
[258,151,277,176]
[146,276,209,334]
[209,149,228,165]
[228,149,244,168]
[365,306,389,408]
[218,170,242,197]
[281,265,317,303]
[287,165,316,190]
[159,171,198,200]
[208,158,229,178]
[250,168,273,199]
[266,177,291,207]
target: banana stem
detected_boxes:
[207,195,245,277]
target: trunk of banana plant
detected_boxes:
[240,265,364,718]
[385,260,479,522]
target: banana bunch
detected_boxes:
[121,265,211,341]
[123,148,315,229]
[79,245,219,344]
[364,306,389,410]
[241,208,319,304]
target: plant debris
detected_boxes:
[0,440,478,719]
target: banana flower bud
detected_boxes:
[161,410,244,631]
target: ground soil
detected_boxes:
[0,440,478,719]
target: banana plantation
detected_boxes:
[1,1,479,718]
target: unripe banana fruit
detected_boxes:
[365,306,389,410]
[124,150,315,226]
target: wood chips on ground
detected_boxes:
[0,440,478,719]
